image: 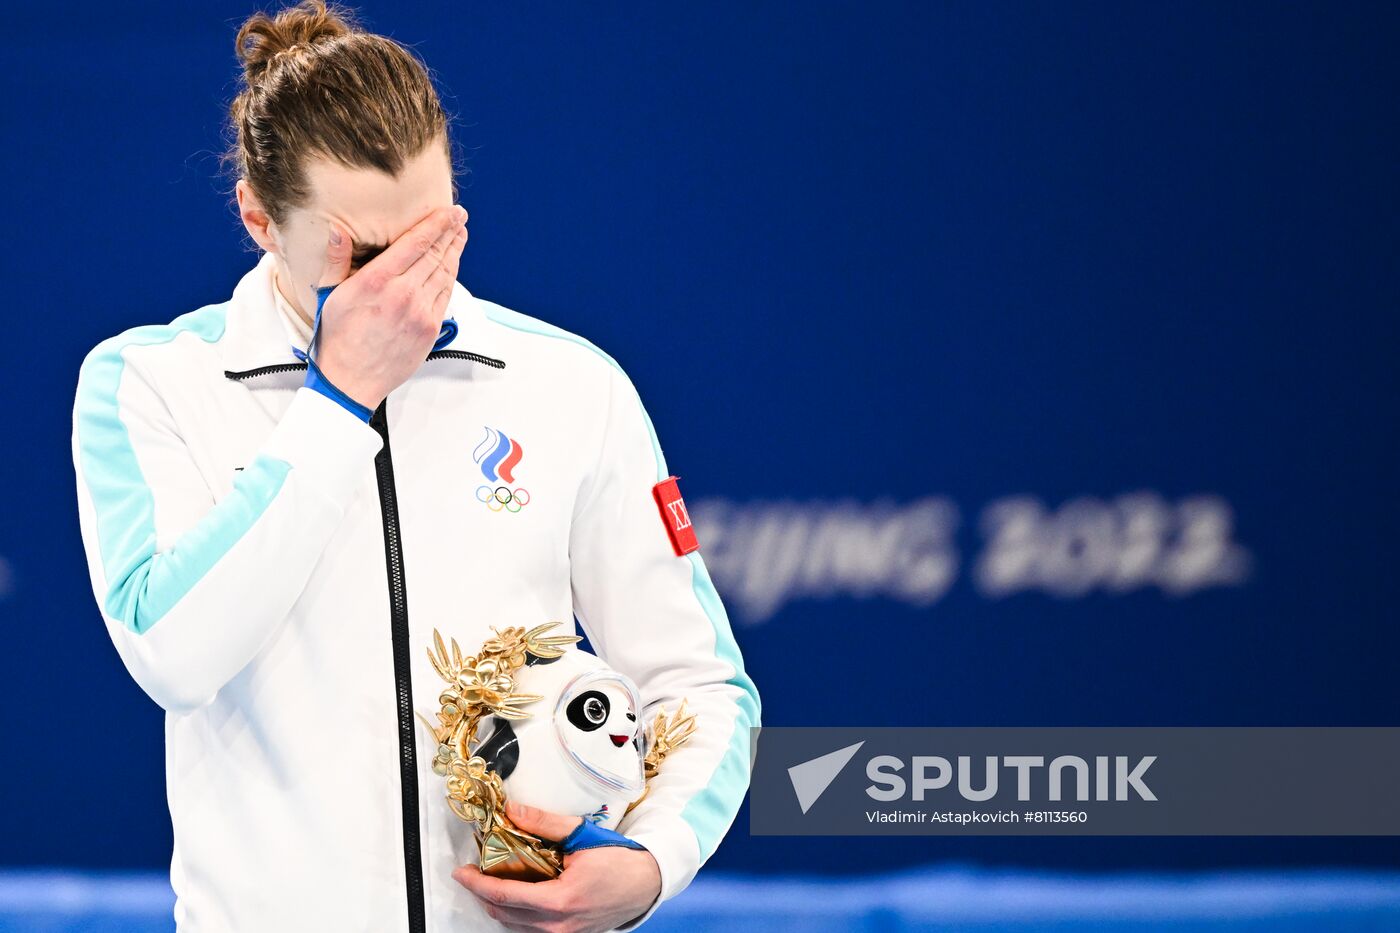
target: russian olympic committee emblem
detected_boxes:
[473,426,531,513]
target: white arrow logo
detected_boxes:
[787,741,865,814]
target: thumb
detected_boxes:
[318,220,352,289]
[505,799,583,843]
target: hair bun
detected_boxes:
[235,0,359,84]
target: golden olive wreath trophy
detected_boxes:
[424,623,696,881]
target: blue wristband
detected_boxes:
[290,282,456,421]
[434,316,458,351]
[309,284,334,362]
[303,357,372,422]
[558,820,646,854]
[297,284,372,422]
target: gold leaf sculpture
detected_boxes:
[624,698,698,818]
[425,621,697,881]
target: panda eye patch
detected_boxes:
[567,690,610,731]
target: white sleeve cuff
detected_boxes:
[260,386,384,505]
[612,810,701,930]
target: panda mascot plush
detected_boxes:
[424,622,695,880]
[472,646,646,830]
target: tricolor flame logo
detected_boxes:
[473,427,524,483]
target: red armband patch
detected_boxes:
[652,475,700,556]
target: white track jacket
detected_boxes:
[69,250,761,932]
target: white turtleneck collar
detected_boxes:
[270,264,314,350]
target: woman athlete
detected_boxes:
[70,2,760,930]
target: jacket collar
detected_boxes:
[220,250,505,374]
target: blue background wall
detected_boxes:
[3,0,1396,878]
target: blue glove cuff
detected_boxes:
[290,285,337,365]
[558,819,646,854]
[296,284,372,422]
[311,284,334,360]
[289,282,456,421]
[303,357,372,422]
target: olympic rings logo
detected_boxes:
[477,485,532,513]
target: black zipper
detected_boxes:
[224,348,505,382]
[224,349,507,930]
[369,396,427,933]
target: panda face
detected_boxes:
[561,684,639,761]
[469,649,647,823]
[553,673,645,795]
[565,690,639,751]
